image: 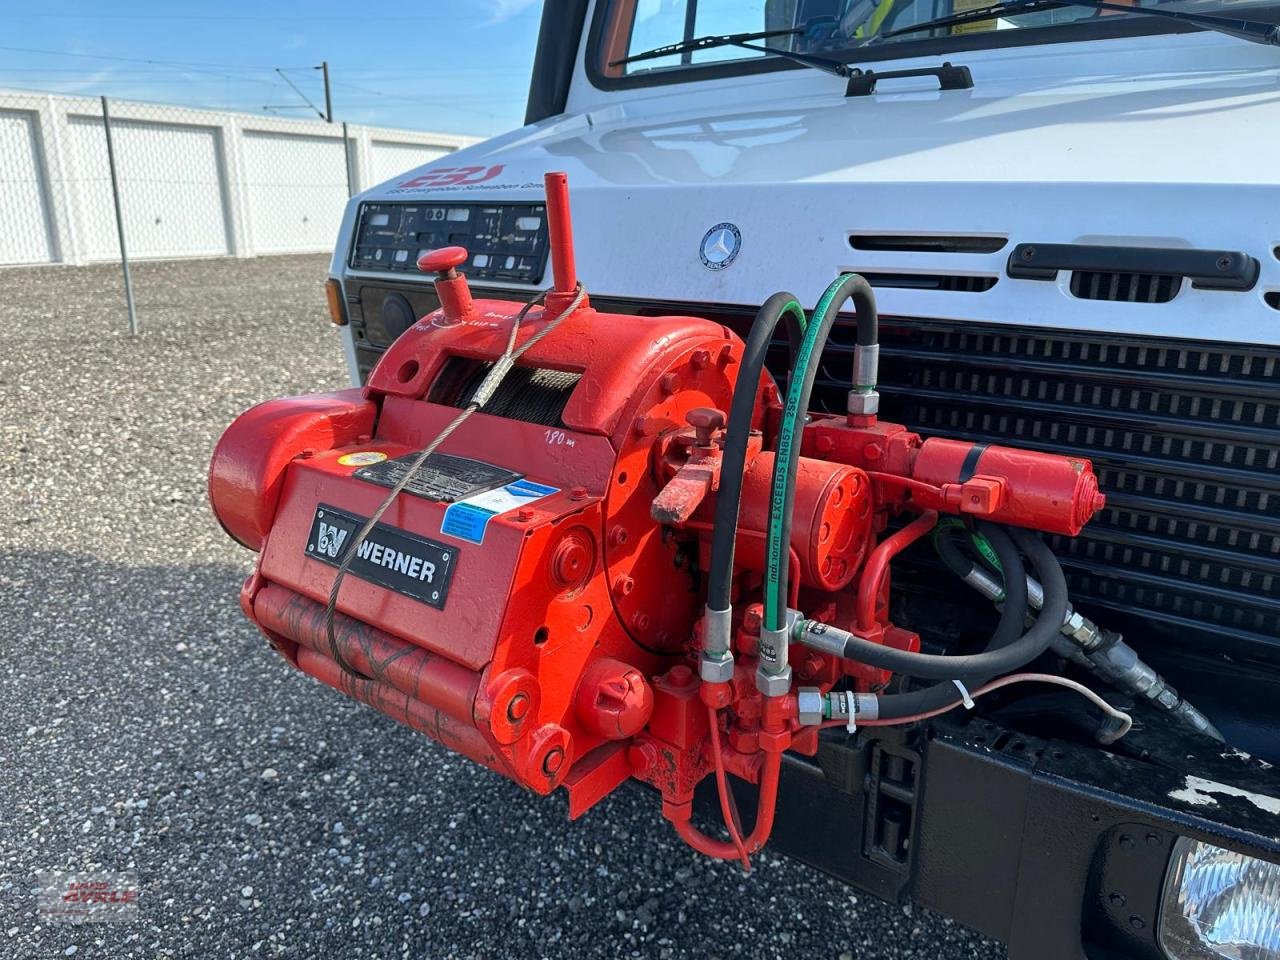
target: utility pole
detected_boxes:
[321,61,333,123]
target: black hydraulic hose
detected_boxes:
[706,292,806,613]
[873,524,1029,719]
[813,524,1066,683]
[934,524,976,580]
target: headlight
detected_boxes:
[1159,836,1280,960]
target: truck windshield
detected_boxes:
[597,0,1276,78]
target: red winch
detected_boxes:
[210,171,1107,866]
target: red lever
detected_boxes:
[417,246,474,323]
[417,246,469,277]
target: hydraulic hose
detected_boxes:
[669,749,782,863]
[705,293,807,618]
[799,526,1064,683]
[871,524,1029,719]
[764,274,878,635]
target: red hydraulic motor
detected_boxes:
[210,171,1118,867]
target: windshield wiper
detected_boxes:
[611,27,857,78]
[878,0,1280,46]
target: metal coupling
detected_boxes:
[1062,608,1104,650]
[793,618,851,659]
[846,389,880,417]
[700,651,735,684]
[822,690,878,727]
[852,343,879,393]
[755,662,793,697]
[699,605,736,683]
[963,566,1005,603]
[702,604,732,659]
[797,687,825,726]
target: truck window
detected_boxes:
[596,0,1205,80]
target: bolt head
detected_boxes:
[542,746,566,775]
[507,693,530,722]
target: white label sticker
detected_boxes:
[441,479,560,544]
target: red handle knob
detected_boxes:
[417,246,469,276]
[686,407,726,445]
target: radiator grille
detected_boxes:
[784,319,1280,661]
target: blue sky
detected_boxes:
[0,0,544,137]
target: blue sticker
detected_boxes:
[441,503,497,544]
[440,479,562,545]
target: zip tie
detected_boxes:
[952,679,975,710]
[845,691,858,734]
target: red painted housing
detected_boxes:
[208,171,1105,838]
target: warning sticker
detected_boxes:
[338,451,388,467]
[441,478,560,545]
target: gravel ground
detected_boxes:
[0,256,1005,960]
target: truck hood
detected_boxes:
[342,31,1280,345]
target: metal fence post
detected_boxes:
[101,96,139,336]
[342,121,356,198]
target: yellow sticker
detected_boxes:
[337,451,388,467]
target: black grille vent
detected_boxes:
[1266,291,1279,311]
[849,234,1007,254]
[1070,270,1180,303]
[779,319,1280,661]
[860,272,997,293]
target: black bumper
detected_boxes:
[750,716,1280,960]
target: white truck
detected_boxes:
[321,2,1280,957]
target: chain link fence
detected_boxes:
[0,89,477,333]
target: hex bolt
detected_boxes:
[608,525,629,548]
[613,575,635,597]
[1129,916,1146,931]
[691,349,710,370]
[569,485,588,501]
[632,611,651,631]
[660,372,679,395]
[517,507,535,522]
[1109,892,1127,908]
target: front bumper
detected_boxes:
[735,714,1280,960]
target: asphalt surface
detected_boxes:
[0,255,1005,959]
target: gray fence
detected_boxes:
[0,89,478,332]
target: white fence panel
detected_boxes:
[369,139,450,188]
[64,115,229,261]
[242,131,348,254]
[0,89,479,266]
[0,108,55,264]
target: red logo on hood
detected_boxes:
[398,165,505,189]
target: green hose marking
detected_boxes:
[764,280,855,632]
[971,531,1003,574]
